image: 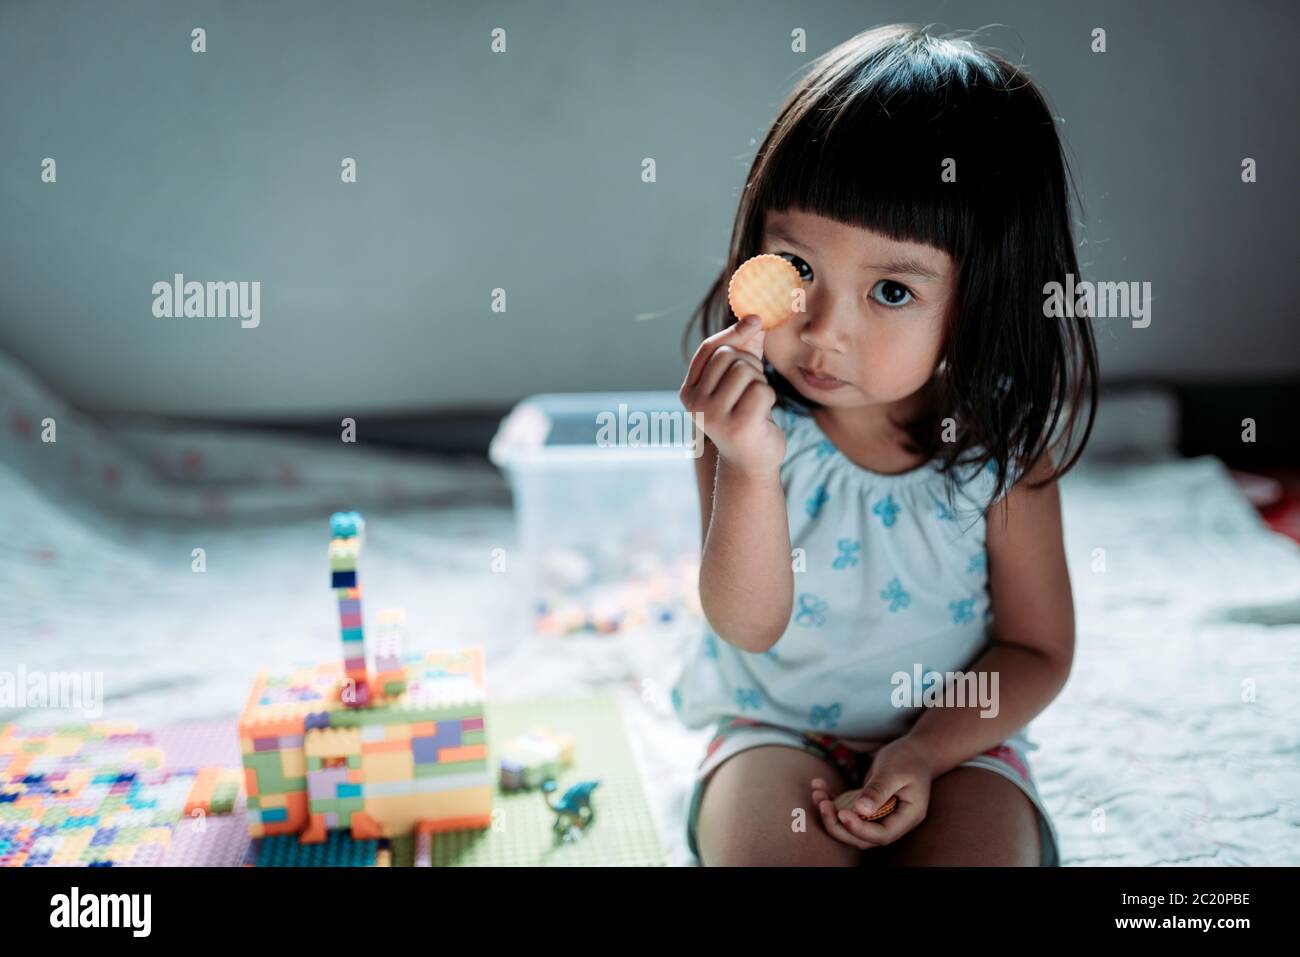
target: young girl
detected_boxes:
[673,25,1098,866]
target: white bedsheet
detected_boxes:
[2,351,1298,866]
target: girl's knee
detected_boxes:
[694,745,860,866]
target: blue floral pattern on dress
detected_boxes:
[809,703,842,729]
[735,688,762,711]
[805,484,830,518]
[794,593,828,627]
[880,578,911,613]
[832,538,861,569]
[872,494,900,527]
[949,598,976,624]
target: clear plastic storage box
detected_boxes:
[489,391,703,635]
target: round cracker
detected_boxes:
[727,253,802,330]
[834,788,899,821]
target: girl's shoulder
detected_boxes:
[772,398,1018,515]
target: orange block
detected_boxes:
[237,716,306,738]
[6,756,31,777]
[300,814,328,844]
[350,811,384,840]
[183,768,217,817]
[361,738,409,754]
[437,744,487,763]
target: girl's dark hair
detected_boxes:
[683,25,1098,510]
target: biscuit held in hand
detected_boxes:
[834,788,898,822]
[727,254,803,330]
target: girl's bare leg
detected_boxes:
[876,766,1042,866]
[696,745,861,866]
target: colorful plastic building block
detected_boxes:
[374,608,408,697]
[498,727,574,793]
[184,766,243,816]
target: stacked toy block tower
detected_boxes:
[329,511,371,707]
[238,512,491,843]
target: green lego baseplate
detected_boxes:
[256,692,665,867]
[424,692,664,866]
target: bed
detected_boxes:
[3,350,1298,866]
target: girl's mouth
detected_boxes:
[798,366,846,390]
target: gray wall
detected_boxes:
[1,0,1295,418]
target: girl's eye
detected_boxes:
[869,279,914,308]
[777,252,814,283]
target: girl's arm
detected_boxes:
[902,456,1076,774]
[693,437,793,653]
[681,318,793,654]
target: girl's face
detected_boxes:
[759,208,956,415]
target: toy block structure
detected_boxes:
[238,511,491,843]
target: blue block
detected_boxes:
[331,571,356,588]
[260,807,289,823]
[336,783,362,799]
[412,721,461,763]
[411,737,440,764]
[330,511,364,538]
[430,720,462,748]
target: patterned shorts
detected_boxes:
[686,716,1060,866]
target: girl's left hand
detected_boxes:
[809,736,934,850]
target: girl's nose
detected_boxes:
[797,303,850,353]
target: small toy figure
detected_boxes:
[543,779,600,842]
[498,728,574,793]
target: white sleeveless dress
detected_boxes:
[672,397,1060,865]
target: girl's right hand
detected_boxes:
[679,315,785,477]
